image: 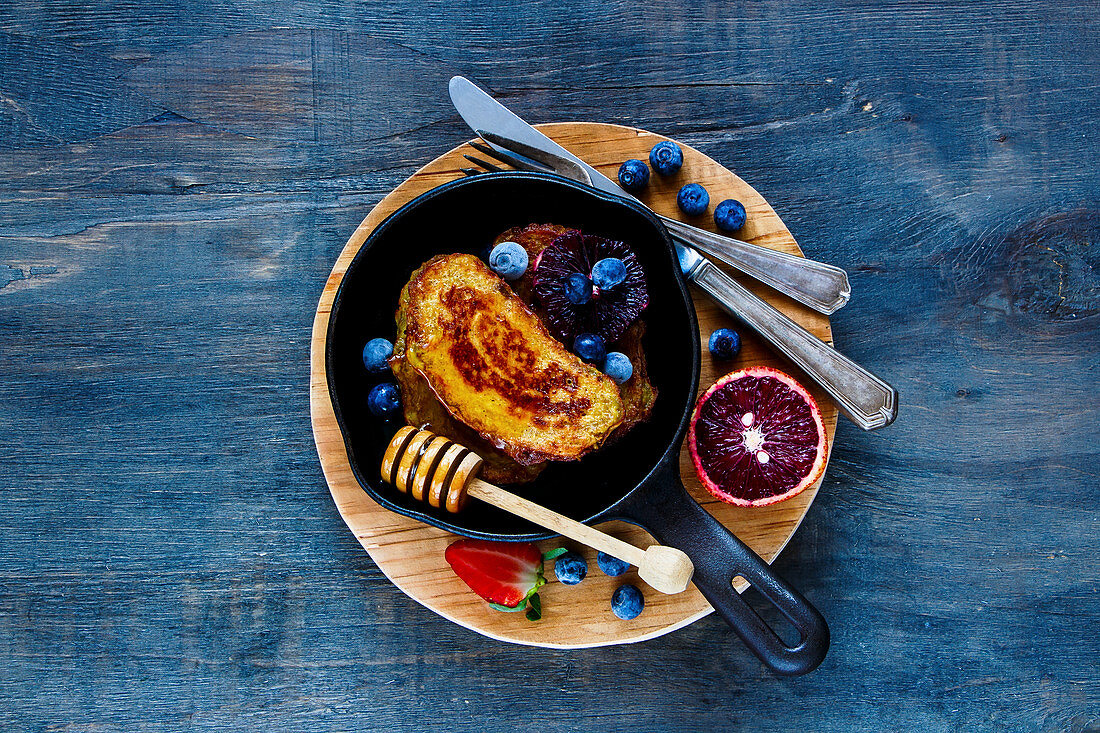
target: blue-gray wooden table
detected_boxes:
[1,2,1097,731]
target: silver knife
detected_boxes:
[449,76,897,430]
[448,75,851,315]
[676,243,898,430]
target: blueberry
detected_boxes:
[649,141,683,176]
[367,382,401,417]
[362,337,394,373]
[554,551,587,585]
[617,159,650,192]
[597,551,630,577]
[564,273,593,304]
[488,241,529,281]
[573,333,607,364]
[611,583,645,620]
[591,257,627,290]
[708,328,741,360]
[602,351,633,384]
[677,183,710,216]
[714,199,747,232]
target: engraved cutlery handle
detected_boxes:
[662,216,851,315]
[692,261,897,430]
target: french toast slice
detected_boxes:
[393,253,623,465]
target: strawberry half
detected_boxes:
[444,539,565,615]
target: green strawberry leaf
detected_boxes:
[525,593,542,621]
[542,547,568,562]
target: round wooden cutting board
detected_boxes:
[309,123,837,648]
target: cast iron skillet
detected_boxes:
[327,172,829,675]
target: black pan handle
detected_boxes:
[616,460,829,675]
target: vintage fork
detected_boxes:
[461,131,851,316]
[462,136,898,430]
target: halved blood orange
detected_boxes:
[688,366,828,507]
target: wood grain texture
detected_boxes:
[309,122,837,648]
[0,1,1097,731]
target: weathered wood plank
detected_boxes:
[0,0,1097,730]
[0,30,161,147]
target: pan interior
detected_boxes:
[327,173,698,539]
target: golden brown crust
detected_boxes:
[395,253,623,465]
[392,264,545,484]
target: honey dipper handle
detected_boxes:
[467,478,647,567]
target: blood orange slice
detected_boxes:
[532,231,648,344]
[688,367,828,507]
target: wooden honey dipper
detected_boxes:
[381,426,695,594]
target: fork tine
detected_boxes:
[469,139,552,173]
[466,140,505,159]
[462,153,505,173]
[461,168,483,177]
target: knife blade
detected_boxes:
[450,77,896,429]
[448,76,626,198]
[449,76,852,315]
